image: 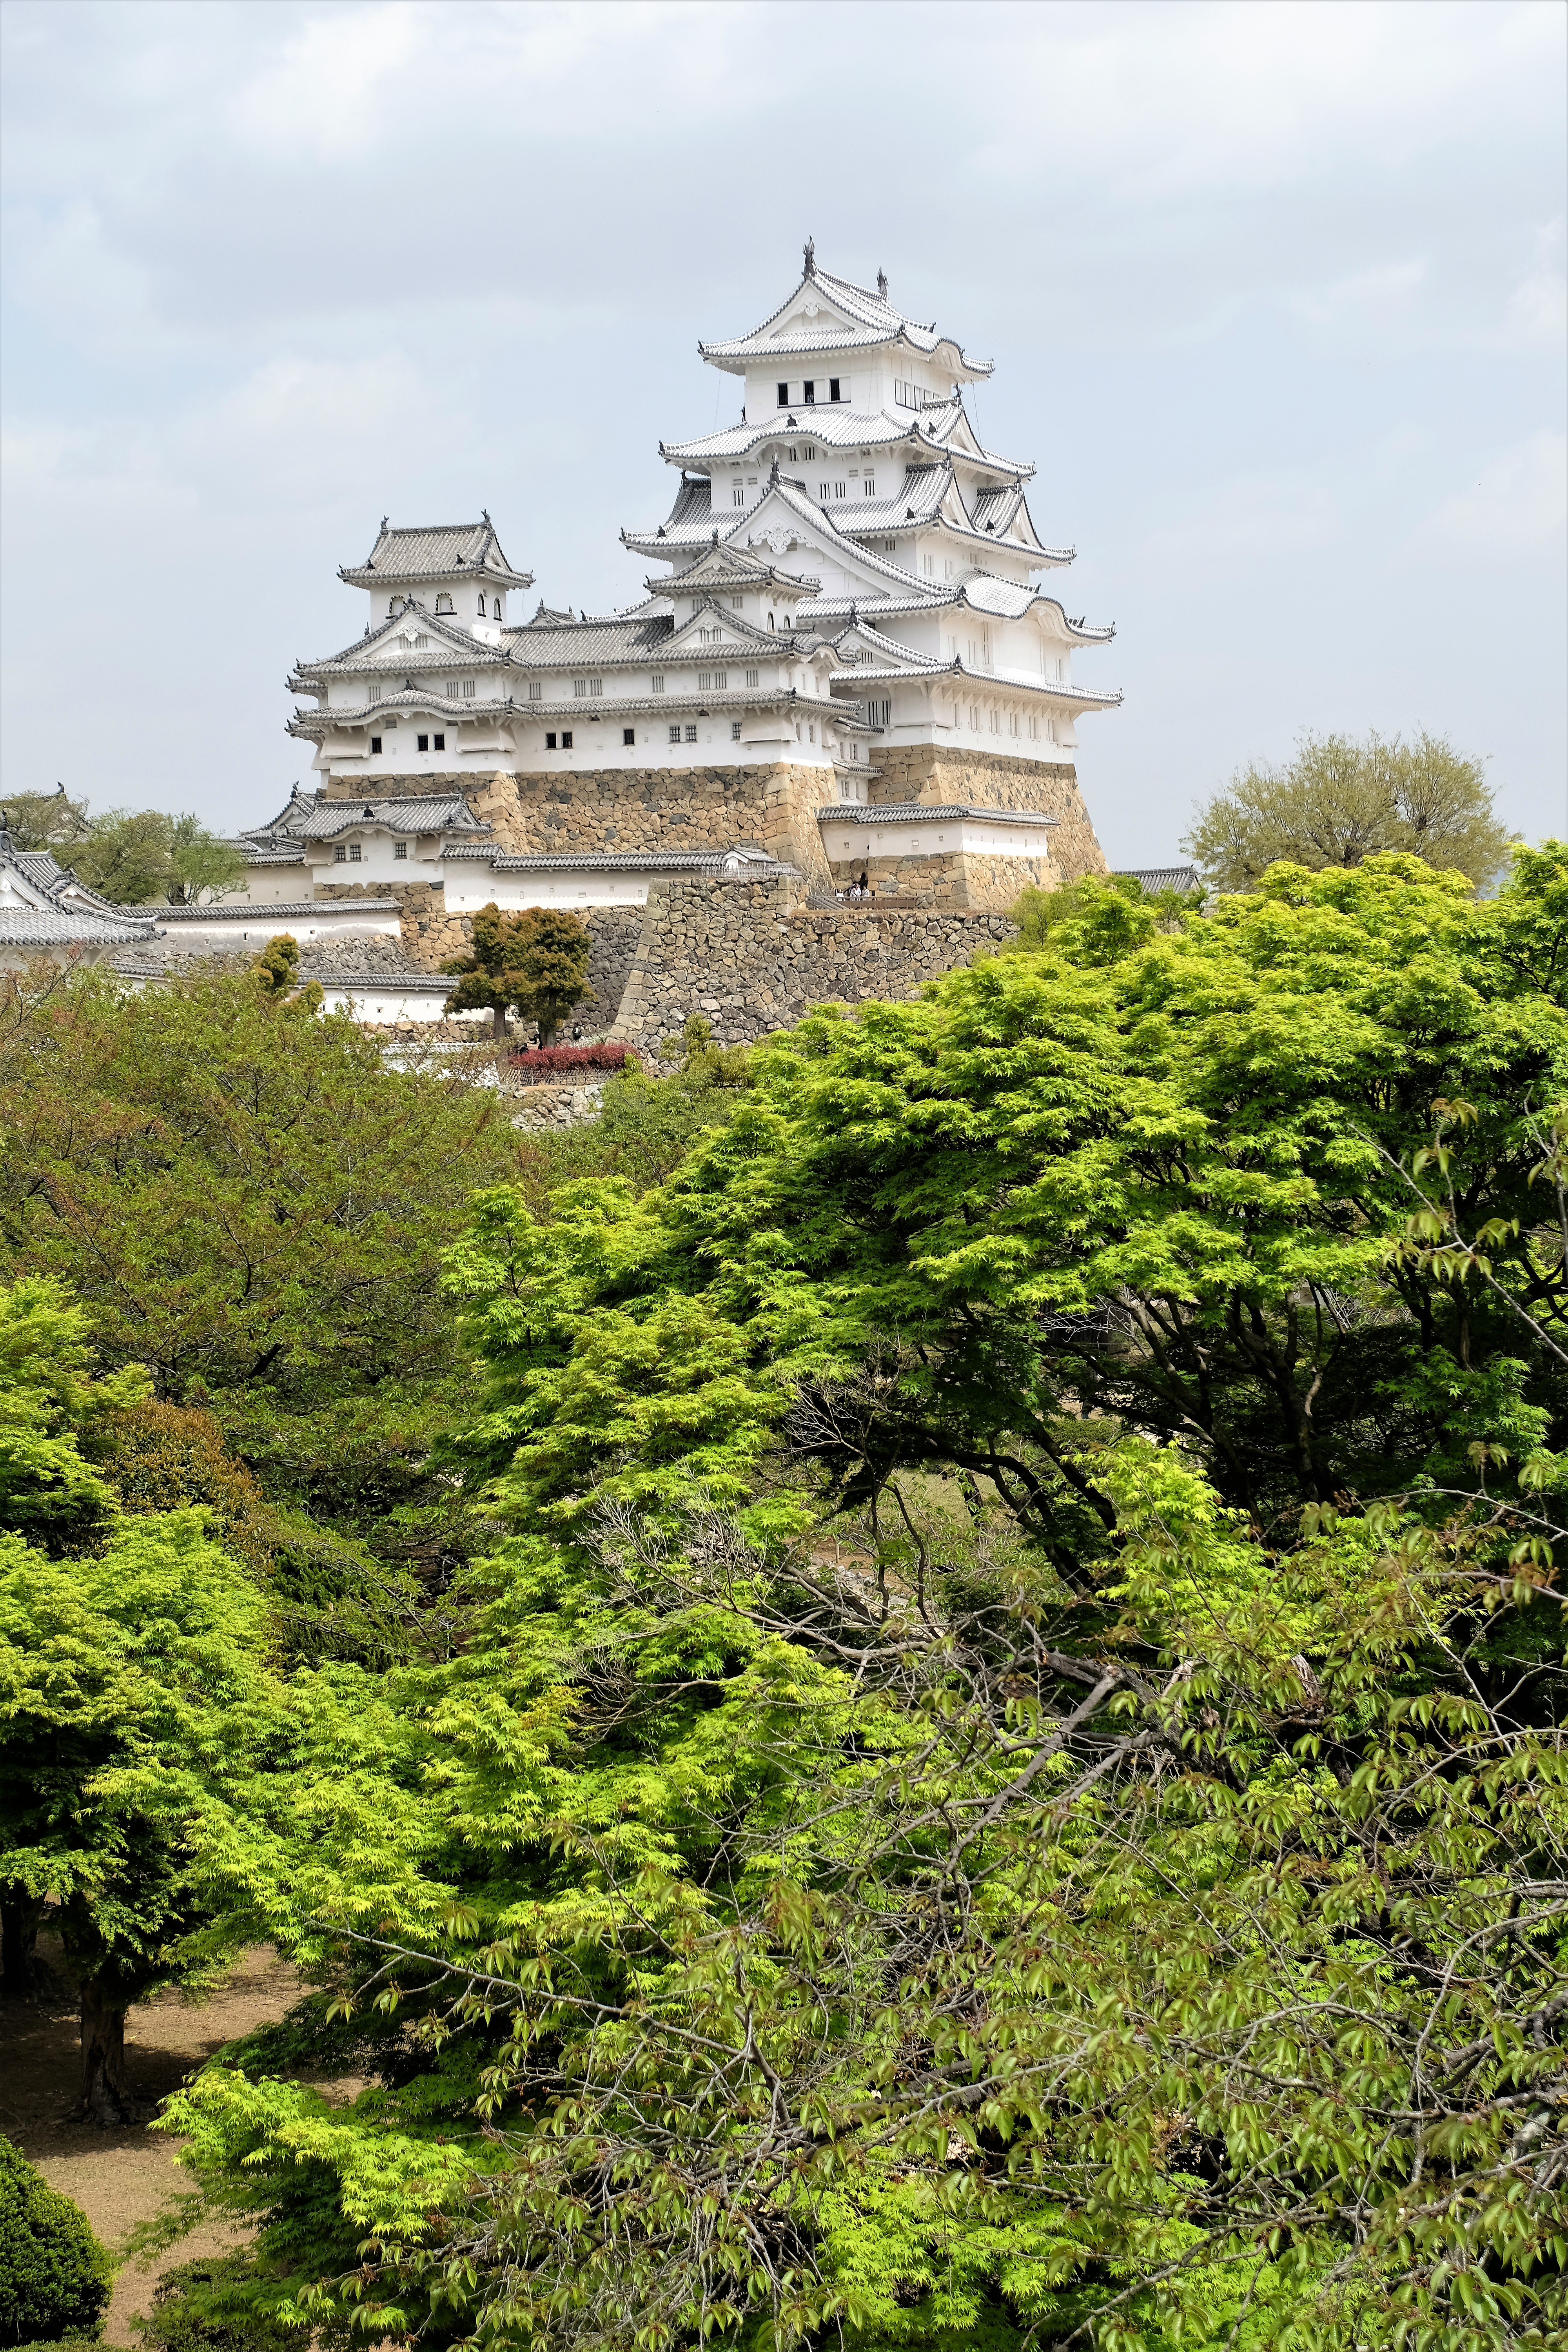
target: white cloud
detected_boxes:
[1419,431,1568,555]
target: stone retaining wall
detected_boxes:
[610,873,1016,1052]
[864,747,1108,880]
[823,846,1053,910]
[506,1079,611,1130]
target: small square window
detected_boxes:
[684,724,698,743]
[561,730,573,749]
[394,841,408,860]
[528,682,542,700]
[545,731,557,749]
[348,842,362,862]
[369,735,382,754]
[731,720,742,741]
[417,733,429,751]
[669,724,682,743]
[432,732,444,750]
[333,844,347,863]
[622,727,635,746]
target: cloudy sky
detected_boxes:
[2,0,1563,862]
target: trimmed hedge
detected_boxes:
[0,2137,111,2348]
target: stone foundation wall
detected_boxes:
[503,760,837,893]
[865,747,1108,880]
[506,1079,611,1130]
[611,873,1016,1053]
[824,848,1052,911]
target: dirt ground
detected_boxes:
[1,1939,300,2346]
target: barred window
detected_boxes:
[698,672,711,691]
[528,682,542,701]
[713,670,727,690]
[669,724,681,743]
[684,725,698,742]
[461,679,475,697]
[651,674,665,693]
[745,667,759,687]
[334,844,347,862]
[394,841,408,859]
[731,720,742,741]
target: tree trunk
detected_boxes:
[77,1975,136,2123]
[492,1003,508,1041]
[0,1893,44,1999]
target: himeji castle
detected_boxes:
[236,248,1122,949]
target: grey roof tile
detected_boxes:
[340,516,532,588]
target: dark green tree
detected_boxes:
[443,904,594,1043]
[0,2136,112,2343]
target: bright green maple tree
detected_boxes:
[136,848,1568,2349]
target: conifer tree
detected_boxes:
[442,904,594,1043]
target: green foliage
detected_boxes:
[132,2256,308,2352]
[0,1277,148,1551]
[0,963,520,1476]
[0,786,93,857]
[1182,728,1512,893]
[530,1014,753,1193]
[443,904,595,1044]
[251,936,301,998]
[0,2135,112,2346]
[1008,870,1193,951]
[0,1508,289,2115]
[16,845,1562,2340]
[68,809,247,908]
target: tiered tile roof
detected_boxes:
[339,515,532,590]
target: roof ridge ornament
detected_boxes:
[803,235,816,276]
[877,270,888,299]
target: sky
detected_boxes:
[1,0,1564,865]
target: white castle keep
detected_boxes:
[228,249,1121,955]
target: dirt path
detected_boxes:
[1,1941,300,2345]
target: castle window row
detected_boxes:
[776,378,844,407]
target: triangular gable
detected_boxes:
[657,540,817,599]
[831,621,941,673]
[726,481,942,604]
[662,602,784,657]
[303,603,513,675]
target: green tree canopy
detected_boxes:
[1182,730,1513,893]
[0,1510,288,2118]
[69,809,248,907]
[0,966,528,1602]
[443,904,595,1044]
[147,848,1567,2349]
[0,785,93,857]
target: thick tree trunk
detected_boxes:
[77,1976,136,2123]
[0,1893,44,1999]
[492,1004,508,1040]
